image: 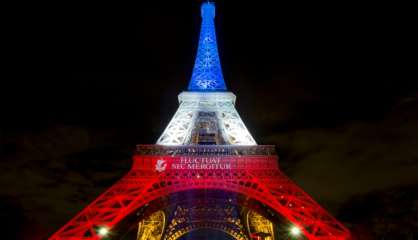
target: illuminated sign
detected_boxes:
[171,157,231,170]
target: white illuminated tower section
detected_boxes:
[157,3,256,146]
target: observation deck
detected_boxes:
[136,144,277,156]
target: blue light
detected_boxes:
[188,2,227,92]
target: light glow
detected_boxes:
[97,227,109,237]
[290,225,301,236]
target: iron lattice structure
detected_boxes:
[188,3,226,91]
[50,145,350,240]
[49,2,351,240]
[163,204,247,240]
[157,92,256,146]
[136,191,254,240]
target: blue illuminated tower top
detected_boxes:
[188,2,227,91]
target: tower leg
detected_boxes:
[50,163,350,240]
[49,170,159,240]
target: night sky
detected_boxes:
[2,1,417,239]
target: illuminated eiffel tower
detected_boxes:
[49,2,350,240]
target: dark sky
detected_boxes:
[2,1,417,239]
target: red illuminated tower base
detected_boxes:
[50,145,350,240]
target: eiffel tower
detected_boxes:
[49,2,351,240]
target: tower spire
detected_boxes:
[188,2,226,91]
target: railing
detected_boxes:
[136,144,277,156]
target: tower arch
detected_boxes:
[170,227,245,240]
[116,189,276,240]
